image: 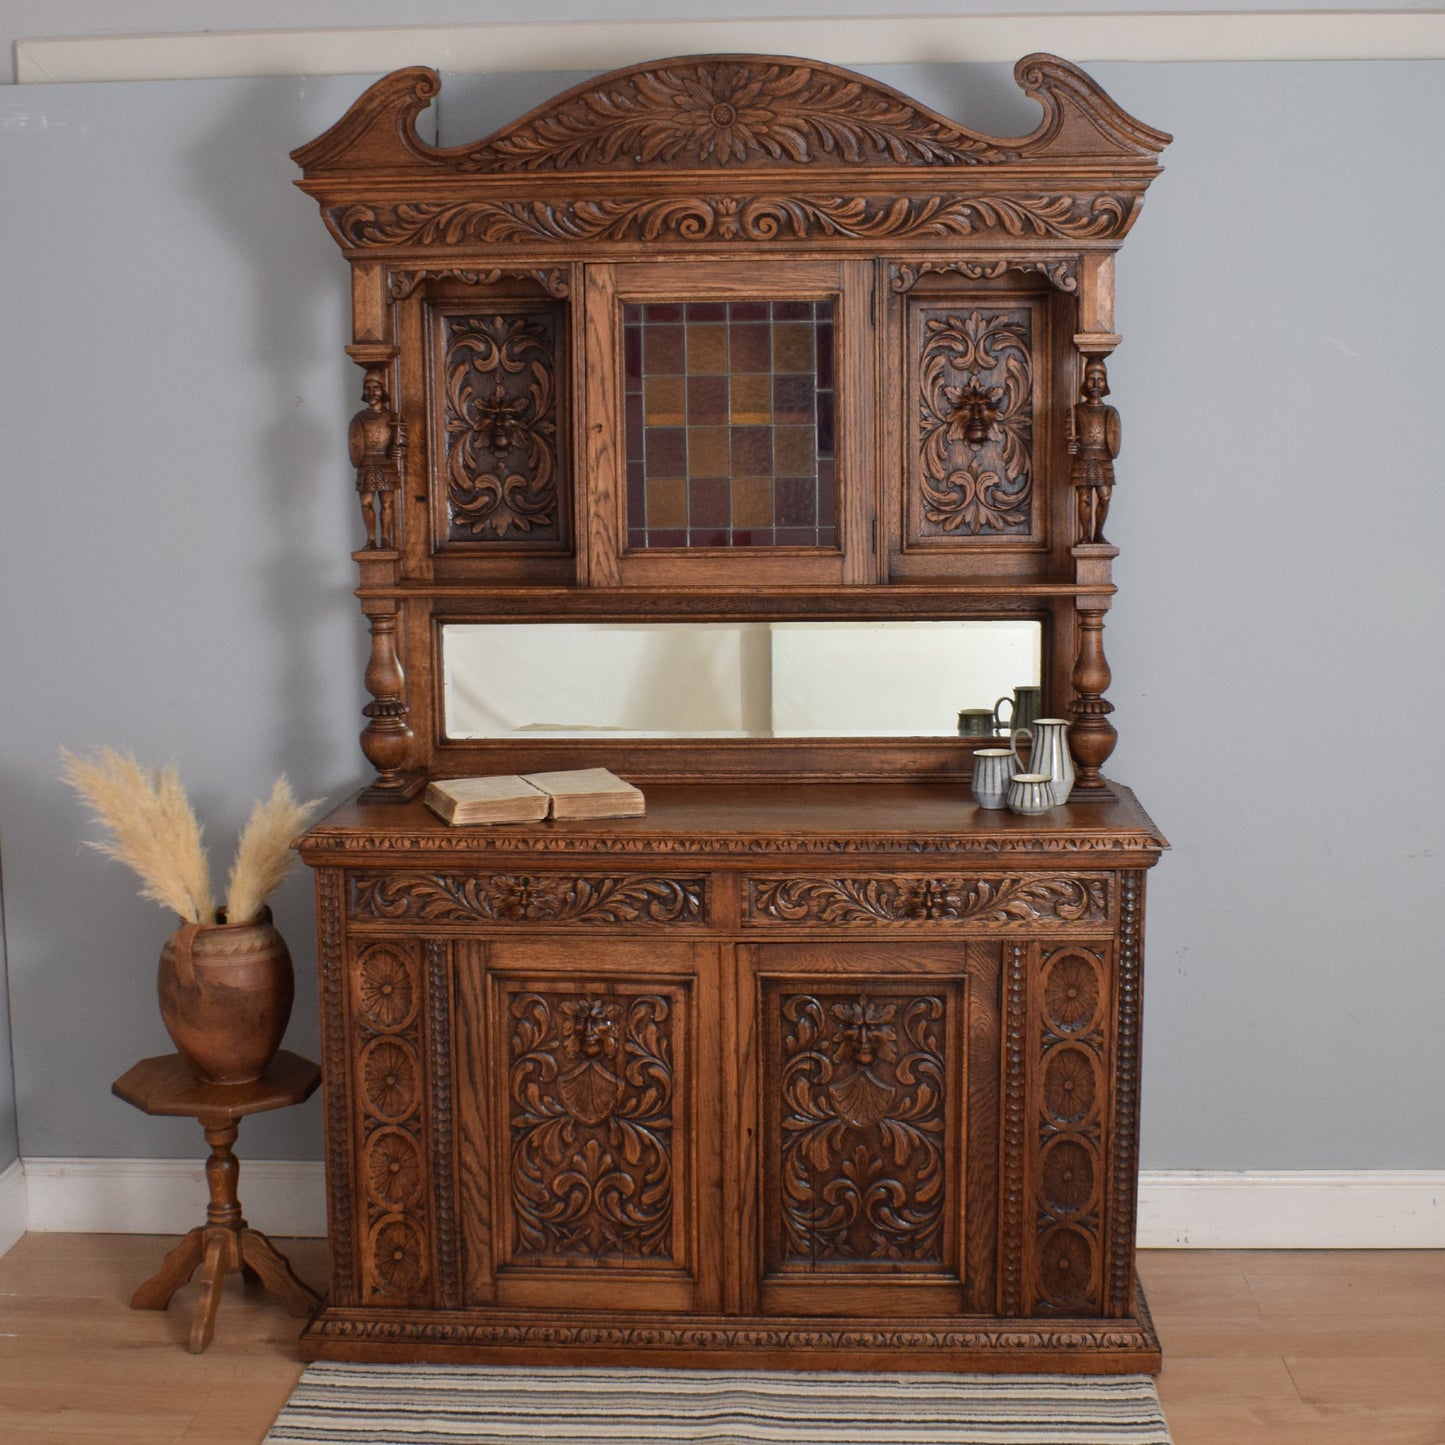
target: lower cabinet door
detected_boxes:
[452,938,723,1314]
[738,942,1002,1318]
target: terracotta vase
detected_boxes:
[157,909,294,1084]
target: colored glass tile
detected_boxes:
[687,426,730,479]
[773,425,817,476]
[731,477,774,527]
[686,324,730,374]
[730,374,772,425]
[687,478,731,527]
[687,375,729,426]
[646,476,688,528]
[730,426,773,474]
[729,324,771,372]
[643,323,685,373]
[775,476,818,526]
[645,427,687,477]
[644,375,686,427]
[772,322,815,374]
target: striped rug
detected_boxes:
[265,1364,1172,1444]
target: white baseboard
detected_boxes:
[6,1163,1444,1252]
[21,1157,326,1239]
[1136,1169,1445,1249]
[0,1159,26,1258]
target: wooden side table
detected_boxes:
[112,1049,323,1353]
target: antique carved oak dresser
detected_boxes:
[292,53,1170,1371]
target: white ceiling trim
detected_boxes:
[15,12,1445,83]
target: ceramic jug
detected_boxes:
[1011,716,1075,806]
[971,748,1016,809]
[1006,772,1055,816]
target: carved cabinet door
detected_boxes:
[738,941,1001,1318]
[453,937,724,1314]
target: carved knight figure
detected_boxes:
[349,370,406,549]
[1068,357,1121,544]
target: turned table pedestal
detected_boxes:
[111,1049,322,1353]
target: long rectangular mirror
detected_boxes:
[443,621,1040,739]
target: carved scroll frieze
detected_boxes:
[891,258,1079,294]
[917,306,1035,537]
[747,874,1106,927]
[439,309,563,543]
[506,989,680,1262]
[350,872,706,925]
[390,266,569,299]
[306,1309,1161,1356]
[317,831,1165,857]
[454,60,1016,172]
[330,192,1134,250]
[774,991,949,1266]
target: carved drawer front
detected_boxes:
[744,874,1109,930]
[743,942,1001,1319]
[453,939,722,1315]
[348,870,708,927]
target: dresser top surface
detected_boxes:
[299,780,1165,862]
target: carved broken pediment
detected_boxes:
[292,53,1170,180]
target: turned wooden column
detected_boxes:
[357,595,420,800]
[1070,571,1119,793]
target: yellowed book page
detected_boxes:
[520,767,645,818]
[424,774,549,824]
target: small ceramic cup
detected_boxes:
[971,749,1016,810]
[956,708,997,738]
[1007,772,1055,816]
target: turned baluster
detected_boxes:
[1070,603,1117,792]
[359,603,418,798]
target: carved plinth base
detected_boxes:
[300,1282,1161,1374]
[358,773,427,804]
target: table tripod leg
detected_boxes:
[130,1227,206,1310]
[239,1230,321,1317]
[188,1233,228,1354]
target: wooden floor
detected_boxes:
[0,1236,1442,1442]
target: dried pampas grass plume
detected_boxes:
[225,777,322,925]
[62,749,323,928]
[61,747,215,924]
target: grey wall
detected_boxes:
[0,883,17,1172]
[2,50,1442,1167]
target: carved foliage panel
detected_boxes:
[907,292,1046,545]
[350,939,434,1306]
[496,976,689,1270]
[1032,943,1110,1315]
[746,874,1108,929]
[764,979,959,1274]
[431,301,568,547]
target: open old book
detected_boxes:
[423,768,645,825]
